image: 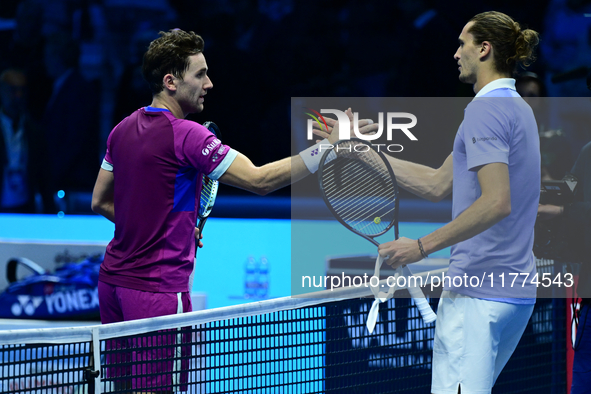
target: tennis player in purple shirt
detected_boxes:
[91,29,376,391]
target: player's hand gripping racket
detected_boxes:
[188,121,222,291]
[318,138,436,333]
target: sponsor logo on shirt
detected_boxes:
[202,139,221,155]
[217,146,226,155]
[212,153,219,162]
[472,136,498,144]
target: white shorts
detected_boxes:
[431,291,534,394]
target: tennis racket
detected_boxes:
[195,121,222,256]
[189,121,222,291]
[318,138,436,332]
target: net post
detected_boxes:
[84,326,102,394]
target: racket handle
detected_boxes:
[407,285,437,324]
[195,217,208,257]
[198,216,208,233]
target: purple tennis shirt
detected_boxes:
[98,107,237,293]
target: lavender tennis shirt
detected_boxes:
[98,107,237,293]
[447,79,540,300]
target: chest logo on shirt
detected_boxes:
[202,139,221,155]
[472,136,498,144]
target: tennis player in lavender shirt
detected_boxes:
[91,29,376,392]
[381,12,540,394]
[313,11,541,394]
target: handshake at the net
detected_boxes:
[311,108,379,145]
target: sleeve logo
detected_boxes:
[472,136,498,144]
[202,138,222,155]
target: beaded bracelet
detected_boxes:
[417,238,428,259]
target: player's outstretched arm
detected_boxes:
[91,168,115,222]
[218,153,308,196]
[220,108,378,195]
[384,153,453,203]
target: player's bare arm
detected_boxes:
[91,168,115,222]
[380,162,510,268]
[219,153,309,196]
[384,154,453,203]
[220,109,379,195]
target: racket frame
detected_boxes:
[195,121,222,256]
[317,138,436,325]
[197,176,218,232]
[318,138,400,245]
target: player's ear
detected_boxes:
[163,74,177,92]
[479,41,492,59]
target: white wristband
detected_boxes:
[299,139,336,174]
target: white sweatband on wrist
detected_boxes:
[299,139,336,174]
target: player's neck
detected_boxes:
[150,96,184,119]
[473,68,511,95]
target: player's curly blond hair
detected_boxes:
[469,11,539,76]
[142,29,205,94]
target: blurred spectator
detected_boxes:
[42,32,100,196]
[73,0,108,82]
[567,140,591,394]
[537,139,591,394]
[7,0,585,201]
[516,72,575,181]
[7,0,53,121]
[536,35,591,393]
[0,1,20,71]
[516,71,547,98]
[389,0,466,97]
[516,72,549,130]
[112,28,155,124]
[99,0,177,152]
[539,131,574,181]
[541,1,591,97]
[0,69,54,213]
[102,0,177,81]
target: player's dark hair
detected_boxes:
[142,29,205,94]
[468,11,539,76]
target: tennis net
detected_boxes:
[0,274,566,393]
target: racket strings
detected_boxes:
[323,152,392,198]
[323,158,388,193]
[199,176,217,217]
[321,145,397,237]
[355,205,397,233]
[327,164,394,210]
[336,187,395,234]
[330,178,395,230]
[323,162,387,208]
[336,145,390,174]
